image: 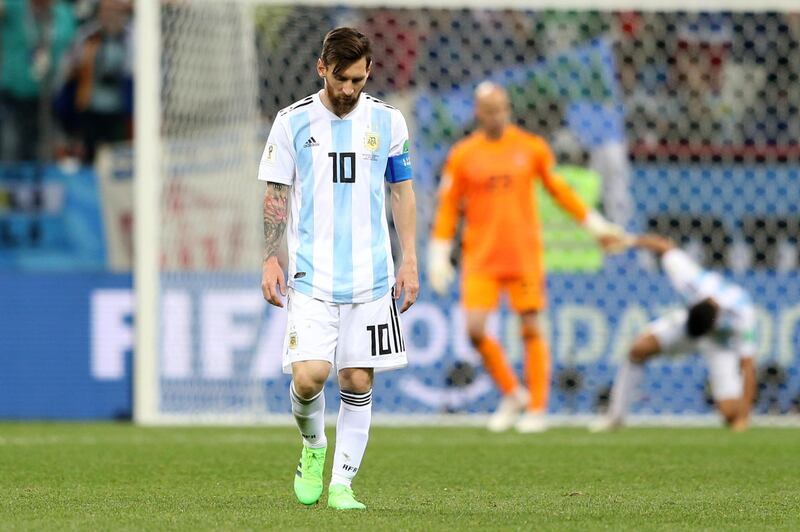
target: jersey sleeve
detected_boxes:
[430,146,464,241]
[661,249,705,301]
[257,114,295,185]
[384,111,412,183]
[534,139,589,222]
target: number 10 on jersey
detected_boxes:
[329,152,356,183]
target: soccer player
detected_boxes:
[428,81,626,433]
[259,28,418,510]
[592,234,756,432]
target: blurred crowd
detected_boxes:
[0,0,132,165]
[259,9,800,158]
[2,4,799,166]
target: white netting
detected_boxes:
[159,2,261,271]
[154,2,268,418]
[143,3,800,422]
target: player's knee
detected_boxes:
[292,372,325,399]
[520,321,542,341]
[721,409,738,427]
[466,312,489,348]
[629,336,656,363]
[722,411,738,426]
[628,344,649,364]
[338,368,373,393]
[467,329,485,348]
[717,400,740,425]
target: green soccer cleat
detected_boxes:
[293,445,326,505]
[327,483,366,510]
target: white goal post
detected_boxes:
[134,0,161,424]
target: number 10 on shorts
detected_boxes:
[366,324,392,356]
[366,304,405,356]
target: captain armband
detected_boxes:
[385,152,412,183]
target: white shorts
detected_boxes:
[647,309,743,401]
[282,288,408,374]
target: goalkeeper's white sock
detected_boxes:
[608,359,644,422]
[331,389,372,488]
[290,382,327,449]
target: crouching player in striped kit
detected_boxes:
[259,28,418,509]
[592,234,757,432]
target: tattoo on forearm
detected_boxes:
[263,182,289,259]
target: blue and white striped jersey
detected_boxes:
[661,248,756,357]
[258,91,412,304]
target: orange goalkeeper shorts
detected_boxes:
[461,273,546,313]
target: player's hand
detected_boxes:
[583,211,633,254]
[633,234,676,255]
[394,258,419,313]
[261,256,286,307]
[427,239,455,295]
[599,232,635,254]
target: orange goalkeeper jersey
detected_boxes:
[431,125,589,278]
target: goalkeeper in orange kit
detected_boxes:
[429,81,628,432]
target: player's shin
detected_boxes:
[607,359,644,422]
[476,337,520,395]
[290,382,327,448]
[524,334,550,412]
[331,389,372,488]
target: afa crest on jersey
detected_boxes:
[364,132,380,152]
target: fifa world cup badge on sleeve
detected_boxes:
[265,143,277,164]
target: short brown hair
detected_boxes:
[320,27,372,75]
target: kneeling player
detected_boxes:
[592,234,756,432]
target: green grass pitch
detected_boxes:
[1,423,799,530]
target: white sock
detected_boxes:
[290,382,327,449]
[331,389,372,488]
[608,359,644,422]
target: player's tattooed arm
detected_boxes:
[263,182,289,260]
[261,182,288,307]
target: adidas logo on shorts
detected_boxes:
[303,137,319,148]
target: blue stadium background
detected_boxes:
[2,166,798,418]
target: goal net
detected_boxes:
[134,1,800,423]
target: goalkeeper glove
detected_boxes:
[427,239,455,295]
[582,211,633,253]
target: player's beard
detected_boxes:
[327,85,360,116]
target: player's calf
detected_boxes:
[330,371,374,508]
[289,361,331,506]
